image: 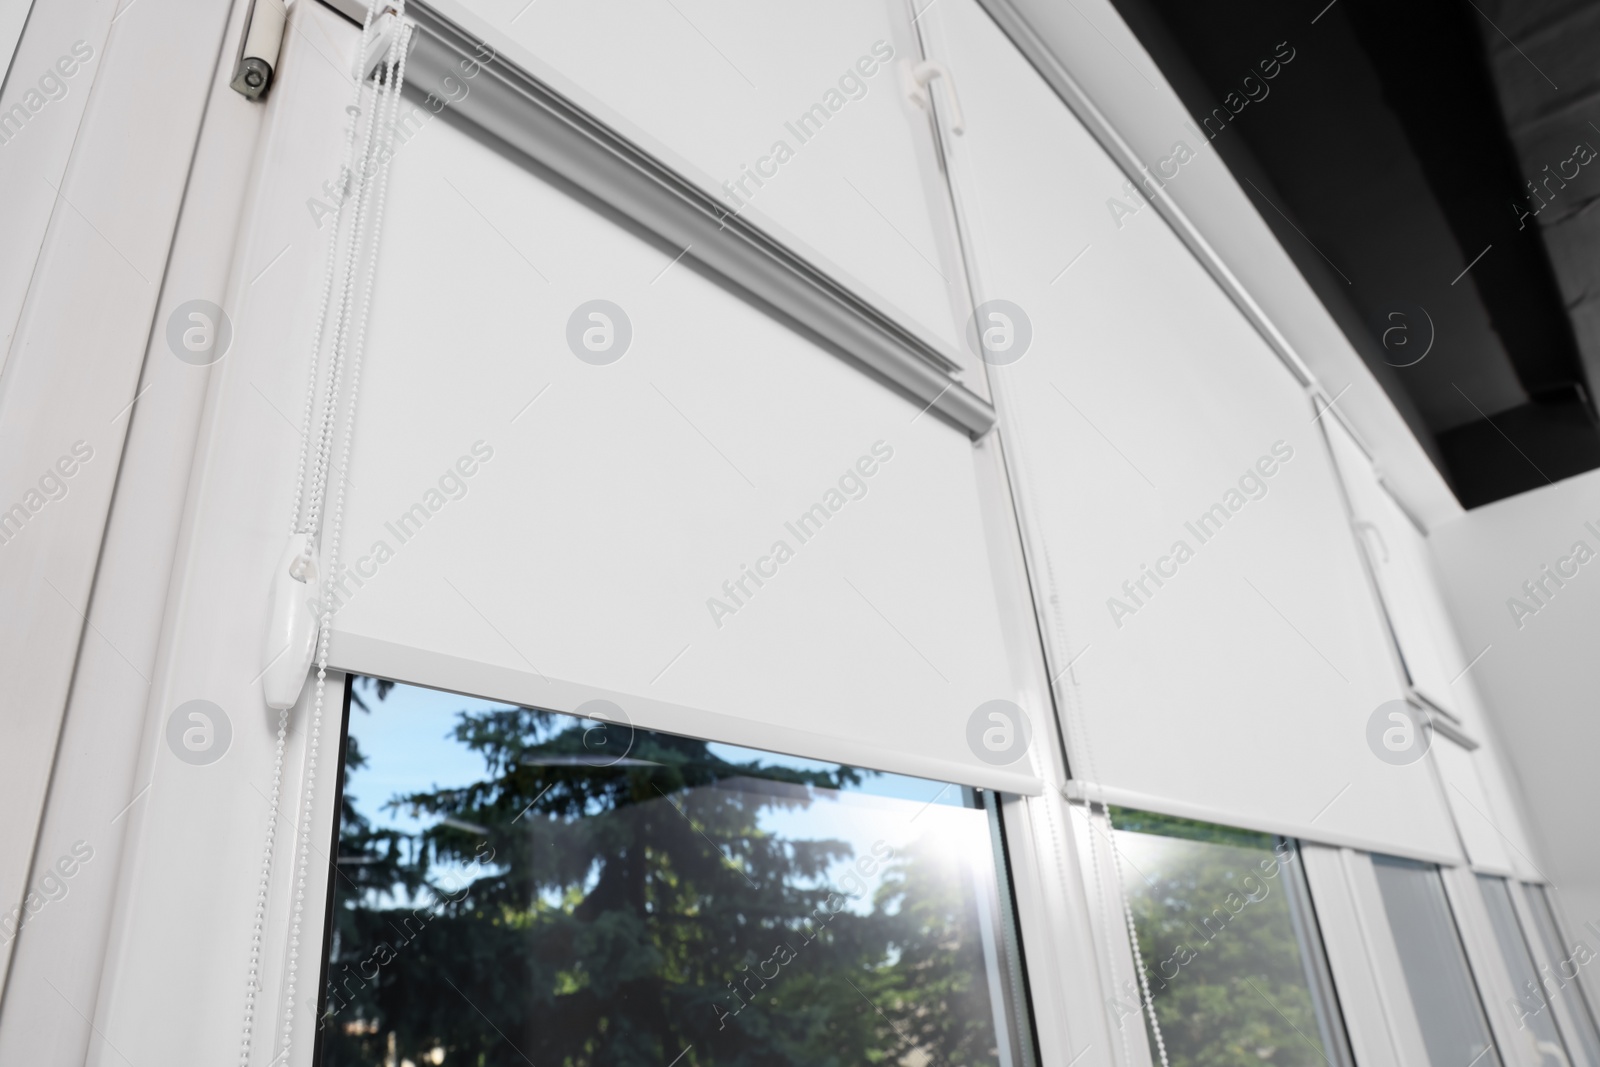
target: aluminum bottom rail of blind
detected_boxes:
[402,2,996,438]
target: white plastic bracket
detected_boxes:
[359,3,410,82]
[262,538,321,710]
[903,59,965,135]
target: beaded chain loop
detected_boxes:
[241,6,410,1064]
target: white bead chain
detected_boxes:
[241,2,410,1064]
[300,23,388,553]
[242,8,378,1064]
[1104,805,1172,1067]
[288,75,362,540]
[239,706,288,1065]
[273,12,412,1065]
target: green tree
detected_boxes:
[318,681,1013,1067]
[1112,811,1337,1067]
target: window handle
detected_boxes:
[904,59,965,135]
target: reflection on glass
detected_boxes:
[1110,809,1351,1067]
[1370,856,1501,1067]
[1479,875,1572,1067]
[318,678,1031,1067]
[1526,884,1600,1067]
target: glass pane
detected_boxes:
[1526,884,1600,1067]
[317,678,1032,1067]
[1479,875,1571,1067]
[1370,856,1500,1067]
[1110,809,1352,1067]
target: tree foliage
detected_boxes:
[318,681,1013,1067]
[1112,810,1339,1067]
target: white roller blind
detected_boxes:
[423,0,971,365]
[1323,419,1463,713]
[1323,417,1537,875]
[1434,741,1516,874]
[324,99,1042,793]
[920,0,1460,858]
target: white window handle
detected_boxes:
[904,59,965,135]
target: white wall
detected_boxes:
[1431,468,1600,924]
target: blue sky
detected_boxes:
[341,678,980,909]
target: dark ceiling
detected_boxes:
[1109,0,1600,507]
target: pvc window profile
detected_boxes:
[400,2,996,438]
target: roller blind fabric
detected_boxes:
[919,0,1460,858]
[321,102,1041,793]
[417,0,970,363]
[1323,417,1536,874]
